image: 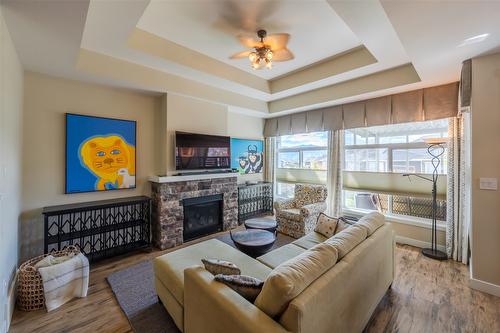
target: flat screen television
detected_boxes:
[175,132,231,170]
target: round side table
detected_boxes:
[230,229,276,257]
[244,217,277,234]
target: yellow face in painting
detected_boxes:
[80,135,135,189]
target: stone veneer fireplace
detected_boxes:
[150,175,238,250]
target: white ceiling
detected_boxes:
[137,0,361,79]
[381,0,500,86]
[3,0,500,117]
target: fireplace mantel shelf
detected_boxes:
[149,173,238,183]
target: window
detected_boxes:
[343,119,449,221]
[278,151,300,168]
[278,132,328,170]
[275,131,328,199]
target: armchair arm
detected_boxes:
[274,198,295,211]
[184,266,289,333]
[300,202,327,217]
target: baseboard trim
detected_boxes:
[469,277,500,297]
[6,269,18,331]
[395,235,446,253]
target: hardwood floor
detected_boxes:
[10,237,500,333]
[364,245,500,333]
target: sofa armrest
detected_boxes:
[274,199,295,211]
[300,202,327,217]
[184,266,289,333]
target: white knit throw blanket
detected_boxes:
[38,253,89,311]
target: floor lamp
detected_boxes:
[403,138,448,261]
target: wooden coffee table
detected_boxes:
[230,229,276,257]
[244,217,277,234]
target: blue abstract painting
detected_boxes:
[66,113,136,193]
[230,138,264,174]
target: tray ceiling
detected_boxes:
[3,0,500,117]
[137,0,362,80]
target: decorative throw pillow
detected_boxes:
[335,217,354,234]
[214,274,264,302]
[201,259,241,276]
[314,213,339,238]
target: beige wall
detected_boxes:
[20,75,265,261]
[20,72,161,261]
[0,8,23,328]
[391,222,446,248]
[165,93,265,183]
[471,53,500,287]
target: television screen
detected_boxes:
[175,132,231,170]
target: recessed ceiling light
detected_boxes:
[458,33,489,47]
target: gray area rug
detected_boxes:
[107,233,294,332]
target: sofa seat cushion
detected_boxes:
[254,242,338,318]
[325,224,368,259]
[292,232,328,250]
[277,208,303,222]
[356,212,385,236]
[154,239,272,306]
[257,244,306,269]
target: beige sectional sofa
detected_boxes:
[154,213,394,333]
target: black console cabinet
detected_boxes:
[237,182,273,223]
[42,196,151,262]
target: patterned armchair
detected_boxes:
[275,184,328,239]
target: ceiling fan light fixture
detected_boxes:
[248,52,258,62]
[265,49,273,60]
[232,29,293,70]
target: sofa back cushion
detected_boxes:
[254,242,338,318]
[356,212,385,236]
[325,224,368,259]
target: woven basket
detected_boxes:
[17,246,81,311]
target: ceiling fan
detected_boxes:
[230,29,294,70]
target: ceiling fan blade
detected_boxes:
[272,48,294,61]
[237,35,262,48]
[266,33,290,50]
[230,50,252,59]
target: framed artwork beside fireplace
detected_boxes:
[230,138,264,174]
[65,113,136,193]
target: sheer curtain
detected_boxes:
[446,114,470,263]
[264,137,276,185]
[327,130,343,216]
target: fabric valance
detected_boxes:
[264,82,459,137]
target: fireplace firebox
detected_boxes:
[182,194,223,241]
